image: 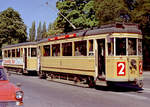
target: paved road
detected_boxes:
[9,72,150,107]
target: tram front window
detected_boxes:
[116,38,126,55]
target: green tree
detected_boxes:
[42,22,47,38]
[37,21,42,41]
[29,21,36,41]
[55,0,98,32]
[47,22,63,36]
[94,0,130,25]
[0,8,27,45]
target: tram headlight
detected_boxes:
[16,91,24,100]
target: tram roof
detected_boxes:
[2,41,37,49]
[39,23,142,43]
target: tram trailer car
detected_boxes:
[2,42,38,75]
[38,23,143,88]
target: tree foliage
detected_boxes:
[0,8,27,45]
[55,0,98,32]
[42,22,47,38]
[37,21,42,41]
[29,21,36,41]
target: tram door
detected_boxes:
[97,39,105,77]
[24,48,27,70]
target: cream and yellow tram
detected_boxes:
[38,23,143,88]
[2,42,38,74]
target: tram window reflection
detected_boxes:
[116,38,126,55]
[108,38,114,56]
[62,42,72,56]
[138,39,142,55]
[128,38,137,55]
[75,41,87,56]
[43,45,50,56]
[31,48,37,57]
[20,48,23,57]
[52,44,60,56]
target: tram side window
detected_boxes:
[31,48,37,57]
[52,44,60,56]
[16,48,20,57]
[43,45,50,56]
[138,39,142,55]
[8,50,11,57]
[20,48,23,57]
[28,48,30,57]
[89,40,94,56]
[4,50,7,58]
[116,38,126,55]
[108,38,114,56]
[75,41,87,56]
[128,38,137,55]
[62,42,72,56]
[12,49,15,57]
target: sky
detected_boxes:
[0,0,58,35]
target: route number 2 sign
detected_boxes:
[117,62,126,76]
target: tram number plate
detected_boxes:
[117,62,126,76]
[139,61,143,74]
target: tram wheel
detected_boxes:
[87,77,95,88]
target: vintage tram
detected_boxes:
[2,42,38,74]
[2,23,143,88]
[37,23,143,88]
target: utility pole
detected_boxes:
[45,2,76,30]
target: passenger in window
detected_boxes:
[75,47,81,56]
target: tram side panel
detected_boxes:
[41,56,95,77]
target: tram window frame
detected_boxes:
[43,45,50,56]
[31,48,37,57]
[138,39,142,56]
[52,44,60,56]
[62,42,72,56]
[16,48,20,57]
[128,38,137,55]
[108,38,114,56]
[12,49,16,57]
[88,40,94,56]
[8,50,11,58]
[116,38,126,56]
[75,40,87,56]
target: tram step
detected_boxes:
[96,80,107,86]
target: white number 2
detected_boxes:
[117,62,126,76]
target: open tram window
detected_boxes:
[12,49,15,57]
[108,38,114,56]
[8,50,11,57]
[62,42,72,56]
[20,48,23,57]
[75,40,87,56]
[116,38,126,55]
[43,45,50,56]
[16,48,20,57]
[31,48,37,57]
[128,38,137,55]
[138,39,142,55]
[52,44,60,56]
[89,40,94,56]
